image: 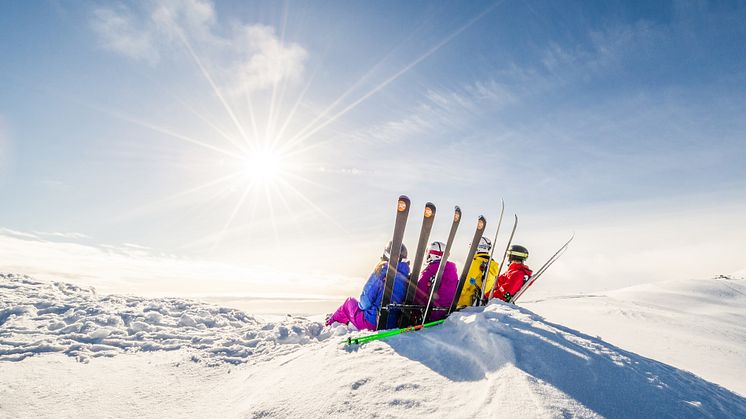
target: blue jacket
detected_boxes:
[359,260,410,328]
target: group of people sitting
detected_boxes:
[325,238,532,331]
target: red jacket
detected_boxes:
[488,262,532,302]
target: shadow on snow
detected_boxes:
[386,303,746,418]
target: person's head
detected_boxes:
[476,236,491,254]
[426,241,445,264]
[507,244,529,263]
[382,240,408,261]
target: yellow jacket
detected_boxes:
[456,253,499,307]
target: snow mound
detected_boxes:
[238,302,746,418]
[522,275,746,395]
[0,273,332,365]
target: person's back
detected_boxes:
[359,259,411,328]
[326,241,409,330]
[456,237,499,308]
[413,242,460,322]
[488,245,532,302]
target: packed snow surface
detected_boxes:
[2,273,745,418]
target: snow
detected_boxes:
[2,272,746,418]
[522,275,746,396]
[0,274,328,365]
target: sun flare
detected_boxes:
[242,148,284,184]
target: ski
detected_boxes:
[345,319,446,346]
[511,234,574,303]
[376,195,411,330]
[422,206,461,325]
[475,199,505,304]
[398,202,436,327]
[448,215,487,314]
[485,214,518,304]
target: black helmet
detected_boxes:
[383,240,408,261]
[507,244,529,261]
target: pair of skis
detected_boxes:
[510,234,574,303]
[377,195,443,330]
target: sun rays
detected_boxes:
[90,1,502,254]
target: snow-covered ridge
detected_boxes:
[0,273,330,365]
[3,273,746,417]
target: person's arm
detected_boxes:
[359,265,385,310]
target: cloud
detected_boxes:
[353,79,516,144]
[0,228,355,303]
[89,0,307,93]
[91,5,160,65]
[231,25,308,93]
[33,231,91,240]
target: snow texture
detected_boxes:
[1,272,745,418]
[0,273,332,365]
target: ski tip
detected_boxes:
[397,196,410,212]
[424,202,436,217]
[477,216,486,230]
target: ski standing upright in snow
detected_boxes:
[376,195,411,330]
[475,199,504,304]
[510,234,574,303]
[422,206,461,325]
[484,214,518,305]
[448,215,487,314]
[399,202,436,327]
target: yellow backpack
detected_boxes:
[456,253,499,307]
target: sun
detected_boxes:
[242,148,285,184]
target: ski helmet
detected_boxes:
[426,241,445,264]
[476,236,492,254]
[383,240,408,261]
[507,244,529,261]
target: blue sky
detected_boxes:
[1,1,745,302]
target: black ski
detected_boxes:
[399,202,436,327]
[475,199,504,304]
[484,214,518,304]
[448,215,487,314]
[376,195,411,330]
[422,206,461,325]
[511,234,574,303]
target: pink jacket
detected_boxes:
[413,260,459,321]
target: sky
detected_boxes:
[1,0,745,306]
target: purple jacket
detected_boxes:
[413,260,459,321]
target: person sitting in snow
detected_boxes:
[454,236,499,309]
[412,241,459,323]
[326,241,410,330]
[486,244,532,303]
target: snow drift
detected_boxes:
[1,273,745,418]
[0,273,327,365]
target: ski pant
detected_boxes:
[326,297,376,331]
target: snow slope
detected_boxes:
[2,273,745,418]
[523,274,746,396]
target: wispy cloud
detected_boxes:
[33,231,91,240]
[353,79,516,144]
[89,0,307,94]
[91,5,160,65]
